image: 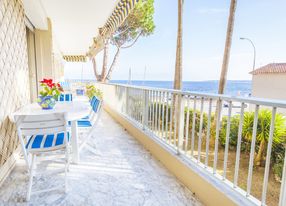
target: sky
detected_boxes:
[64,0,286,81]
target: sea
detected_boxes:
[67,79,251,97]
[110,80,252,97]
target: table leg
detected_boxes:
[71,120,79,163]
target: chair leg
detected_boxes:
[64,146,69,193]
[27,154,35,201]
[67,145,71,172]
[33,155,37,171]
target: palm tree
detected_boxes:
[218,0,237,94]
[173,0,184,150]
[173,0,183,91]
[211,0,237,147]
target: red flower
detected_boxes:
[39,78,64,96]
[40,78,54,88]
[40,78,53,85]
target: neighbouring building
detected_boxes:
[250,63,286,100]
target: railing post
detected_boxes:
[143,89,149,130]
[213,98,222,174]
[125,87,129,116]
[177,95,185,155]
[279,145,286,206]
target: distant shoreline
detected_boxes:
[65,79,252,96]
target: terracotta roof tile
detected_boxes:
[250,63,286,75]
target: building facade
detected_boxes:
[251,63,286,100]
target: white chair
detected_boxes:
[78,96,103,152]
[15,113,70,201]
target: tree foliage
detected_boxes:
[111,0,155,48]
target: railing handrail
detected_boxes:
[96,82,286,109]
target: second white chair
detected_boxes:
[15,112,70,201]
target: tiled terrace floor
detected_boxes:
[0,111,202,206]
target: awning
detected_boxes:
[88,0,139,57]
[100,0,139,36]
[63,55,87,62]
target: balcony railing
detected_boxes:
[95,82,286,206]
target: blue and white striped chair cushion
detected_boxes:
[68,121,92,127]
[91,96,101,112]
[90,96,97,107]
[77,121,92,127]
[58,94,73,102]
[26,132,70,151]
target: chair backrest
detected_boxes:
[58,93,73,102]
[76,89,85,96]
[88,96,102,124]
[15,113,67,136]
[90,96,97,107]
[15,113,68,166]
[91,96,101,113]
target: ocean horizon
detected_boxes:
[67,79,252,97]
[112,80,252,96]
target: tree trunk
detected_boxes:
[101,39,109,82]
[173,0,183,148]
[255,139,266,166]
[173,0,183,91]
[103,48,121,82]
[211,0,237,147]
[218,0,237,94]
[92,57,101,81]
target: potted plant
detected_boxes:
[86,84,103,100]
[37,78,64,109]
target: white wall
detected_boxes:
[252,73,286,100]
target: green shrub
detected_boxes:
[243,110,286,166]
[271,142,285,181]
[219,115,240,148]
[219,110,286,156]
[184,109,209,135]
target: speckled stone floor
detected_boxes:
[0,111,203,206]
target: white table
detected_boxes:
[12,102,90,163]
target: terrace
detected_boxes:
[0,0,285,206]
[0,110,201,205]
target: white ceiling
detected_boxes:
[24,0,119,55]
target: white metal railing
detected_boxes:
[95,82,286,206]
